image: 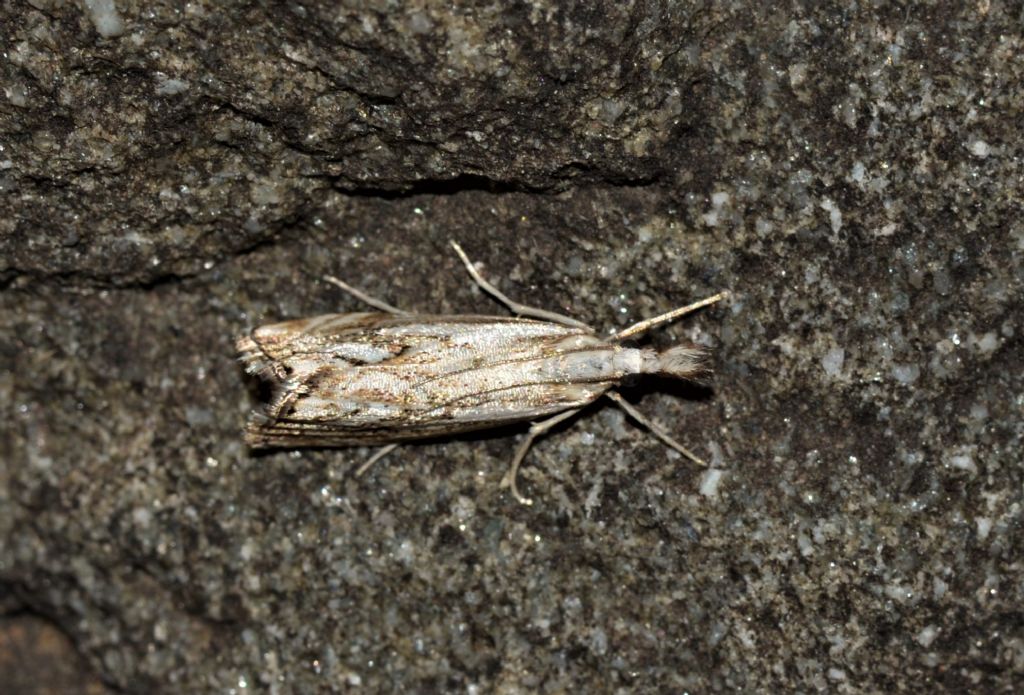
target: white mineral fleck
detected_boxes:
[84,0,125,38]
[821,347,845,377]
[976,517,992,540]
[969,139,990,157]
[699,468,724,498]
[916,625,938,647]
[819,197,843,233]
[892,363,920,384]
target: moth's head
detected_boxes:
[642,345,707,380]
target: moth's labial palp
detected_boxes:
[642,345,705,379]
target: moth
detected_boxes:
[237,241,729,504]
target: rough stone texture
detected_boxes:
[2,1,1022,692]
[0,615,110,694]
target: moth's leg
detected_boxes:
[450,241,592,330]
[609,291,731,342]
[323,275,411,316]
[604,391,709,467]
[355,443,400,477]
[502,408,582,506]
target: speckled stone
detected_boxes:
[2,1,1022,692]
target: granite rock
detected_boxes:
[2,1,1022,692]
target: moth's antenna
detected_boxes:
[323,275,410,315]
[610,291,730,342]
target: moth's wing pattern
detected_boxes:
[238,313,615,447]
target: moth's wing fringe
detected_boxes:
[244,413,327,449]
[245,419,400,449]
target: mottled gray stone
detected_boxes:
[2,1,1022,692]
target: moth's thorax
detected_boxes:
[549,345,646,381]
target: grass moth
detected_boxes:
[237,242,729,504]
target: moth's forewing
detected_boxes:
[238,313,620,448]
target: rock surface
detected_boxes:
[2,1,1022,692]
